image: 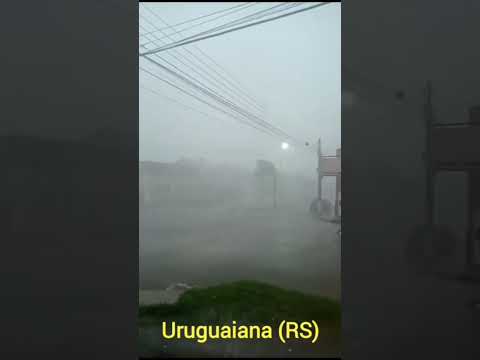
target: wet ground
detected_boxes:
[140,205,341,300]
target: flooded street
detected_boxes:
[140,205,341,300]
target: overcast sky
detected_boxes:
[139,2,341,178]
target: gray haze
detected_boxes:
[139,2,341,178]
[138,3,342,310]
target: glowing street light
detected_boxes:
[281,142,290,150]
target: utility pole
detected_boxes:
[254,160,277,209]
[317,138,323,201]
[334,148,341,218]
[273,170,277,209]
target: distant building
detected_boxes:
[139,160,249,208]
[139,159,316,211]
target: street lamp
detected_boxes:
[281,142,289,150]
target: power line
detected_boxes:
[140,49,266,133]
[140,4,267,114]
[141,3,296,49]
[138,3,318,152]
[140,3,259,45]
[139,66,279,138]
[139,4,307,115]
[182,2,302,41]
[142,55,298,142]
[140,2,330,56]
[138,4,298,112]
[140,76,315,157]
[140,3,299,48]
[139,7,265,116]
[192,47,266,112]
[139,4,299,114]
[142,55,301,143]
[140,8,274,114]
[140,21,260,118]
[139,43,276,139]
[140,82,275,138]
[139,2,252,38]
[140,82,222,122]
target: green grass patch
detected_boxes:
[139,280,341,330]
